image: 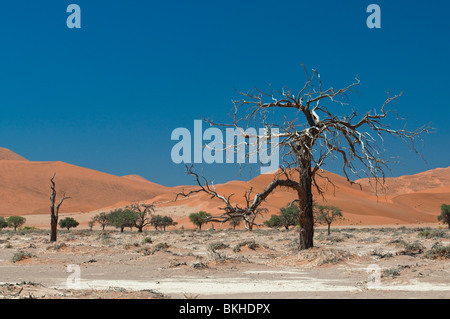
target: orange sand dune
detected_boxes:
[0,159,171,216]
[0,147,448,227]
[151,168,448,226]
[0,147,28,161]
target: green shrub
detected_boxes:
[18,226,39,231]
[152,242,170,253]
[0,217,8,231]
[438,204,450,228]
[398,241,425,255]
[142,237,153,244]
[424,244,450,259]
[382,267,401,278]
[11,251,34,263]
[59,217,79,231]
[418,229,448,239]
[233,240,259,252]
[208,242,229,251]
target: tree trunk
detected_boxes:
[50,217,57,242]
[138,227,143,232]
[298,155,314,250]
[327,223,331,236]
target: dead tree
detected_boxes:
[49,173,70,242]
[176,167,268,231]
[127,202,155,232]
[178,65,431,250]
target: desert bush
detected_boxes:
[138,247,153,256]
[438,204,450,228]
[424,244,450,259]
[192,262,208,269]
[209,242,229,251]
[370,249,393,259]
[398,241,425,256]
[233,240,259,252]
[388,238,406,246]
[19,226,40,231]
[142,237,153,244]
[317,249,351,265]
[47,243,67,251]
[328,235,345,243]
[152,242,170,253]
[382,267,401,278]
[418,229,448,239]
[11,251,34,263]
[0,217,9,231]
[208,249,227,263]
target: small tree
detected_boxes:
[315,205,343,235]
[279,205,300,230]
[189,211,211,230]
[229,216,242,230]
[150,215,163,230]
[264,214,283,228]
[0,217,8,231]
[438,204,450,229]
[264,204,299,230]
[59,217,79,231]
[88,219,95,231]
[107,209,137,233]
[7,216,26,231]
[127,203,155,233]
[93,212,109,230]
[161,216,177,231]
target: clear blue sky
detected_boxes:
[0,1,449,186]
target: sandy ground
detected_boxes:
[0,225,449,299]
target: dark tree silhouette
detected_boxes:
[49,173,70,242]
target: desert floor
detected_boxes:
[0,225,449,299]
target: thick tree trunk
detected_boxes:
[327,223,331,236]
[50,217,57,242]
[298,156,314,250]
[298,198,314,250]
